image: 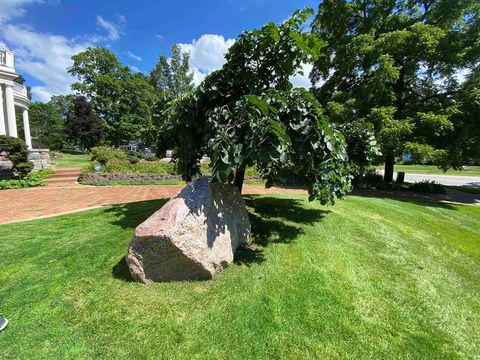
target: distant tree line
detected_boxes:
[26,44,193,151]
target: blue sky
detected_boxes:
[0,0,318,102]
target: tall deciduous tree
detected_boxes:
[28,102,65,150]
[69,48,157,145]
[150,44,194,99]
[311,0,479,181]
[445,68,480,165]
[66,96,104,150]
[161,9,374,204]
[22,95,73,150]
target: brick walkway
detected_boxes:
[0,184,307,225]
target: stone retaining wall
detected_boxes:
[28,149,51,171]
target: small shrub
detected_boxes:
[145,155,158,161]
[363,170,383,185]
[352,169,384,188]
[15,162,34,176]
[0,135,33,178]
[408,180,446,194]
[127,155,141,164]
[90,146,128,165]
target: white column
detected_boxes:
[22,109,32,149]
[0,86,5,135]
[4,84,17,138]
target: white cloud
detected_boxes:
[1,24,91,102]
[0,0,43,24]
[290,63,313,89]
[96,15,124,41]
[179,34,235,85]
[129,65,140,73]
[127,51,142,61]
[154,33,164,40]
[0,1,127,102]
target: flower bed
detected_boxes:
[84,160,176,175]
[78,173,182,185]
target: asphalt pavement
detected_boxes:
[379,171,480,188]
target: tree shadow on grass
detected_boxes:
[350,188,460,209]
[105,199,169,229]
[235,196,330,266]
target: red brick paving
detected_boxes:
[0,183,307,224]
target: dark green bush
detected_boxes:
[128,155,140,164]
[15,162,34,176]
[0,135,33,178]
[145,155,158,161]
[351,169,385,188]
[408,180,446,194]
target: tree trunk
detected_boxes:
[384,154,395,183]
[233,166,246,193]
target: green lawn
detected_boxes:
[50,151,91,168]
[380,164,480,176]
[1,195,479,359]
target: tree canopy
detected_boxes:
[310,0,480,181]
[160,9,376,204]
[68,48,157,145]
[26,95,73,150]
[65,96,104,150]
[445,68,480,164]
[150,44,194,99]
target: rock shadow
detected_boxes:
[112,256,133,282]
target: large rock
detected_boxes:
[126,176,250,282]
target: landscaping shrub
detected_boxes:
[352,169,384,188]
[0,168,55,190]
[408,180,447,194]
[90,146,128,165]
[0,135,34,178]
[127,155,141,164]
[145,155,158,161]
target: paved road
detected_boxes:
[381,171,480,188]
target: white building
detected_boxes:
[0,47,32,148]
